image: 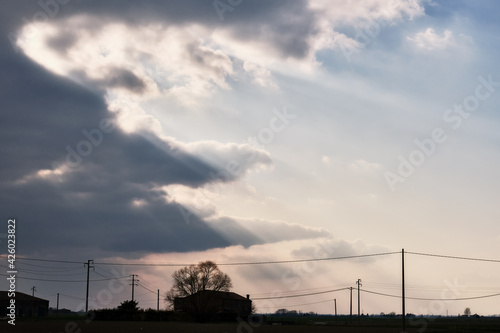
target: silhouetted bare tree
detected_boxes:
[165,261,232,320]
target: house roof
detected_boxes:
[176,290,250,302]
[0,291,49,302]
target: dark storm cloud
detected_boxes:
[3,178,232,258]
[5,0,319,62]
[102,67,146,93]
[0,43,232,257]
[220,0,318,59]
[45,30,77,54]
[0,51,105,181]
[0,6,228,257]
[0,1,326,258]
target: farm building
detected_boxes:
[0,291,49,317]
[174,290,252,318]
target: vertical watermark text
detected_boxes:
[6,218,17,325]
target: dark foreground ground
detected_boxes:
[1,316,499,333]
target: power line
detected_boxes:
[11,257,84,264]
[36,291,57,297]
[360,288,500,301]
[136,275,158,289]
[406,251,500,263]
[59,293,85,301]
[3,250,499,267]
[251,284,352,297]
[0,266,85,277]
[138,283,157,295]
[363,281,500,293]
[13,261,83,271]
[252,287,349,300]
[258,298,336,309]
[92,252,400,266]
[93,270,116,280]
[113,293,150,301]
[0,273,129,283]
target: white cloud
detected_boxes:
[206,216,331,247]
[15,0,428,113]
[407,28,456,50]
[17,17,237,108]
[308,0,424,24]
[314,0,425,55]
[243,62,278,89]
[181,141,273,175]
[162,183,331,246]
[163,184,219,219]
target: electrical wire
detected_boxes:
[0,265,85,277]
[360,288,500,301]
[0,273,129,283]
[91,252,400,266]
[257,298,336,309]
[252,287,349,300]
[11,257,84,264]
[59,293,85,301]
[135,275,157,289]
[4,250,499,267]
[251,284,352,297]
[14,261,84,271]
[406,251,500,263]
[138,283,157,295]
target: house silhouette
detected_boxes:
[0,291,49,317]
[174,290,252,318]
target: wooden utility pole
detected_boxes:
[56,293,59,315]
[334,298,337,317]
[356,279,362,321]
[157,289,160,311]
[30,286,36,318]
[349,287,353,321]
[402,249,406,332]
[130,275,139,302]
[85,260,94,313]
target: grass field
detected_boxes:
[1,316,499,333]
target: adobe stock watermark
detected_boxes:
[385,74,498,192]
[51,118,115,170]
[213,0,243,21]
[408,277,466,333]
[339,4,398,63]
[7,0,73,54]
[178,106,296,224]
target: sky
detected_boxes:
[1,0,499,319]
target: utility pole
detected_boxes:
[85,260,94,313]
[30,286,37,318]
[157,289,160,311]
[402,249,406,332]
[334,298,337,322]
[57,293,59,315]
[356,279,362,321]
[349,287,352,321]
[130,275,139,302]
